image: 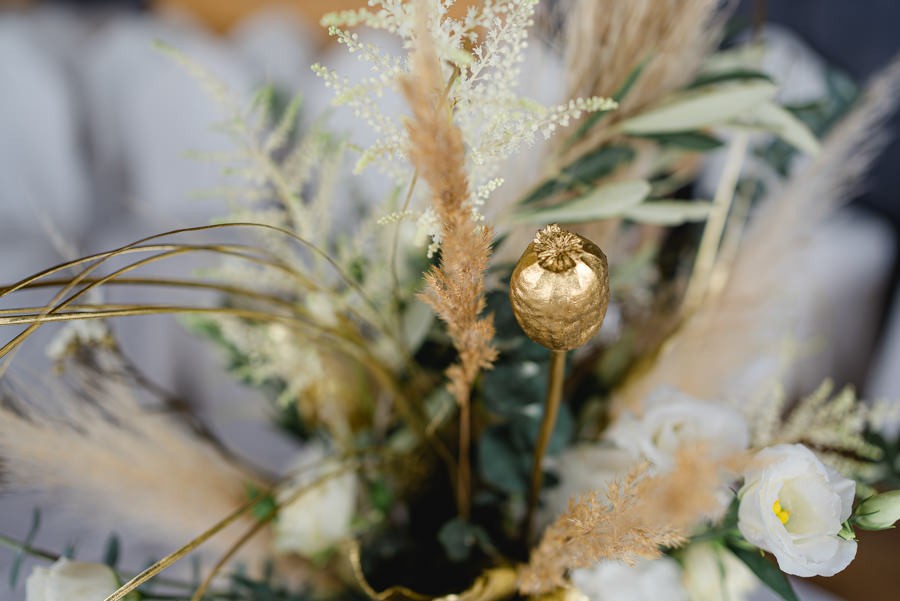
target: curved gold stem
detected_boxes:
[523,349,566,545]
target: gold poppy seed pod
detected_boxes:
[509,224,610,351]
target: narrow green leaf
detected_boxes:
[622,201,713,225]
[517,180,650,224]
[630,131,723,151]
[520,146,636,205]
[568,58,651,142]
[688,69,774,89]
[264,93,303,154]
[727,542,800,601]
[619,80,777,134]
[9,508,41,589]
[103,534,120,568]
[700,43,766,76]
[730,101,820,155]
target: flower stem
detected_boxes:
[523,349,566,544]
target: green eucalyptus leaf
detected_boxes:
[510,404,575,455]
[726,542,800,601]
[437,518,494,562]
[478,427,528,494]
[630,130,723,151]
[623,201,713,225]
[619,81,777,134]
[483,361,547,416]
[516,180,651,224]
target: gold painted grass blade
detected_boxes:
[0,222,401,362]
[8,277,302,311]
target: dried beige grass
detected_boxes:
[519,445,741,594]
[400,2,497,515]
[612,56,900,414]
[400,7,497,417]
[563,0,728,155]
[0,381,273,567]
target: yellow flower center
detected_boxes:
[773,499,791,525]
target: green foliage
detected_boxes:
[103,534,121,569]
[622,201,713,225]
[477,426,529,495]
[437,518,495,563]
[567,58,650,144]
[9,508,40,589]
[755,66,859,175]
[629,131,723,151]
[229,574,321,601]
[519,146,636,205]
[368,478,395,515]
[483,362,547,415]
[245,485,278,522]
[687,68,774,89]
[865,430,900,488]
[725,541,800,601]
[516,180,650,225]
[618,80,777,134]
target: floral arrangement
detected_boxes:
[3,1,900,601]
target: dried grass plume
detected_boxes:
[0,380,272,566]
[613,56,900,414]
[564,0,727,151]
[519,445,743,595]
[400,5,498,408]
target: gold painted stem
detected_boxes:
[524,348,566,544]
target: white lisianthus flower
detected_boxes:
[737,443,857,577]
[26,559,118,601]
[606,388,750,469]
[681,542,758,601]
[572,558,688,601]
[274,446,357,557]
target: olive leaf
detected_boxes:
[515,180,650,224]
[629,130,723,151]
[622,201,714,225]
[618,80,777,134]
[519,145,636,205]
[728,101,821,155]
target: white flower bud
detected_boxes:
[854,490,900,530]
[274,446,357,557]
[26,559,118,601]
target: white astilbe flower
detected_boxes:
[315,0,616,222]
